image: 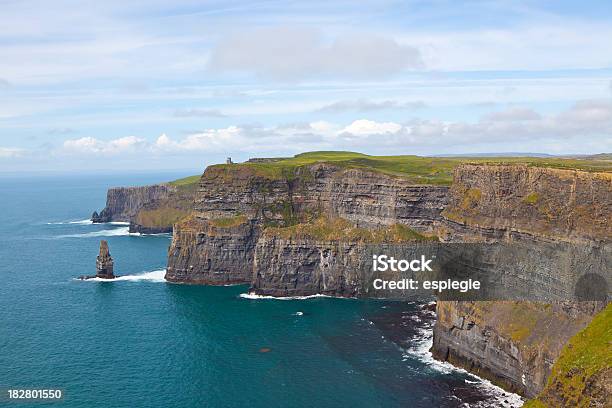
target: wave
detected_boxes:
[46,219,93,225]
[56,227,130,238]
[109,221,130,225]
[239,292,336,300]
[404,323,524,407]
[78,269,167,282]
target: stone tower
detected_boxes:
[96,240,115,279]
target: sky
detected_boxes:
[1,0,611,173]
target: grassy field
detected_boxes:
[206,151,612,185]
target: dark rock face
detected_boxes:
[441,164,611,241]
[166,217,259,284]
[167,163,449,285]
[431,301,603,398]
[252,236,437,298]
[194,163,449,229]
[430,164,611,397]
[95,240,114,279]
[91,184,177,223]
[128,222,173,234]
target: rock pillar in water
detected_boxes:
[96,240,114,278]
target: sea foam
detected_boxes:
[78,269,167,283]
[239,292,334,300]
[46,219,93,225]
[57,226,131,238]
[404,322,524,407]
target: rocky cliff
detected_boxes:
[166,162,448,284]
[92,179,197,233]
[92,184,176,223]
[431,164,611,398]
[161,154,610,402]
[524,303,611,407]
[441,164,611,242]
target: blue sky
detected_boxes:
[1,0,611,172]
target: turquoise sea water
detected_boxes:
[0,174,521,408]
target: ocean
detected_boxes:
[0,174,522,407]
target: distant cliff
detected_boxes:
[92,184,176,222]
[91,176,198,233]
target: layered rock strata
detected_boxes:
[431,164,611,397]
[92,183,195,233]
[166,163,448,284]
[92,184,176,223]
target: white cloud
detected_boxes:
[0,147,25,158]
[340,119,402,136]
[55,99,612,160]
[62,136,145,155]
[154,127,242,152]
[208,27,423,81]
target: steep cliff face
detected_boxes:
[524,303,612,407]
[92,181,196,233]
[193,163,449,229]
[432,301,601,398]
[251,220,437,297]
[432,164,611,398]
[441,164,611,241]
[92,184,177,223]
[167,163,448,286]
[166,215,258,284]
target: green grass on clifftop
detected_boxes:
[524,303,612,408]
[208,151,612,185]
[264,216,438,243]
[168,174,201,187]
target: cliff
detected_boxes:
[441,164,611,242]
[92,184,176,223]
[91,176,198,233]
[524,303,611,407]
[166,159,448,284]
[431,164,611,398]
[161,152,611,402]
[251,217,437,297]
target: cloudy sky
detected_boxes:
[1,0,611,172]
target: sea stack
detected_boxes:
[95,240,114,279]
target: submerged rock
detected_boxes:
[96,240,114,279]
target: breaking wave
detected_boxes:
[239,292,334,300]
[46,219,93,225]
[404,314,524,407]
[56,227,130,238]
[78,269,167,283]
